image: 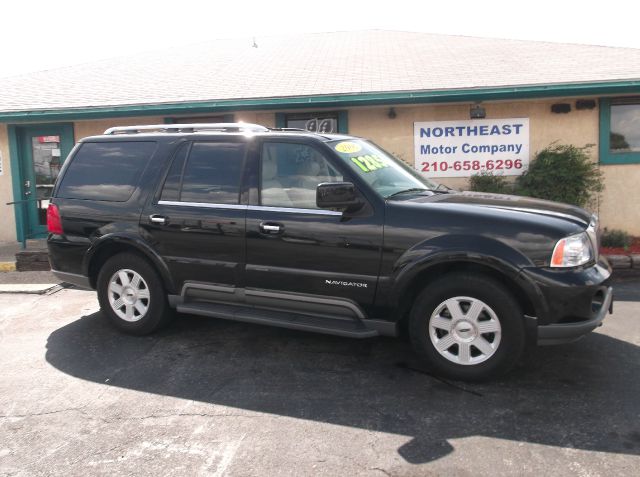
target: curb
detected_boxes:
[604,254,640,269]
[0,261,16,272]
[603,254,640,279]
[0,283,61,295]
[15,250,50,272]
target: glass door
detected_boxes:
[16,124,74,239]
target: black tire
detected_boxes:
[97,252,173,335]
[409,272,525,381]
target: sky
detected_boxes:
[1,0,639,78]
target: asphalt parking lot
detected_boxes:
[1,279,639,476]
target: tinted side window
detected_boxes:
[57,141,156,201]
[180,142,245,204]
[160,143,189,201]
[261,142,343,209]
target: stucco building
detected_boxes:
[0,30,639,242]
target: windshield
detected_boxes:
[328,139,442,198]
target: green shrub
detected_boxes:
[515,144,604,208]
[468,171,513,194]
[601,228,631,249]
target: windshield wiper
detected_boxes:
[385,186,454,200]
[385,188,432,199]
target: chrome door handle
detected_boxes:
[149,214,167,225]
[259,222,283,234]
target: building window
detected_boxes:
[276,111,348,134]
[610,103,640,152]
[600,98,640,164]
[286,112,338,133]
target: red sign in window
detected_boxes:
[37,136,60,143]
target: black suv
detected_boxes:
[47,123,613,380]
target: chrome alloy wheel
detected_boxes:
[107,269,150,322]
[428,296,502,365]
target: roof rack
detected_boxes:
[269,127,309,132]
[103,123,269,135]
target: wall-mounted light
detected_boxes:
[551,103,571,114]
[387,107,397,119]
[470,103,486,119]
[576,99,597,110]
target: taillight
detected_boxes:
[47,204,63,234]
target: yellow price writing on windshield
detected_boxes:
[335,142,362,154]
[350,154,389,173]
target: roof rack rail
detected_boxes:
[269,127,309,132]
[104,123,269,135]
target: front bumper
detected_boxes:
[537,285,613,345]
[520,256,613,345]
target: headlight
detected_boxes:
[550,232,594,268]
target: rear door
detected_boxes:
[142,139,248,290]
[244,139,384,305]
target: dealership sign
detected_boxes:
[414,118,530,178]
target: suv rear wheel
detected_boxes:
[409,273,525,381]
[97,252,173,335]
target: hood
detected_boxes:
[416,191,593,227]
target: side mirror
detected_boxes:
[316,182,362,211]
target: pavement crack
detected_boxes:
[0,407,84,419]
[371,467,393,477]
[125,412,265,421]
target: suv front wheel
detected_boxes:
[97,252,173,335]
[409,273,525,381]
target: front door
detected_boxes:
[14,124,74,239]
[245,140,384,306]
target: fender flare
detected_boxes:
[83,233,176,293]
[388,235,548,319]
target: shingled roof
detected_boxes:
[1,30,639,114]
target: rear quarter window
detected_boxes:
[57,141,157,202]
